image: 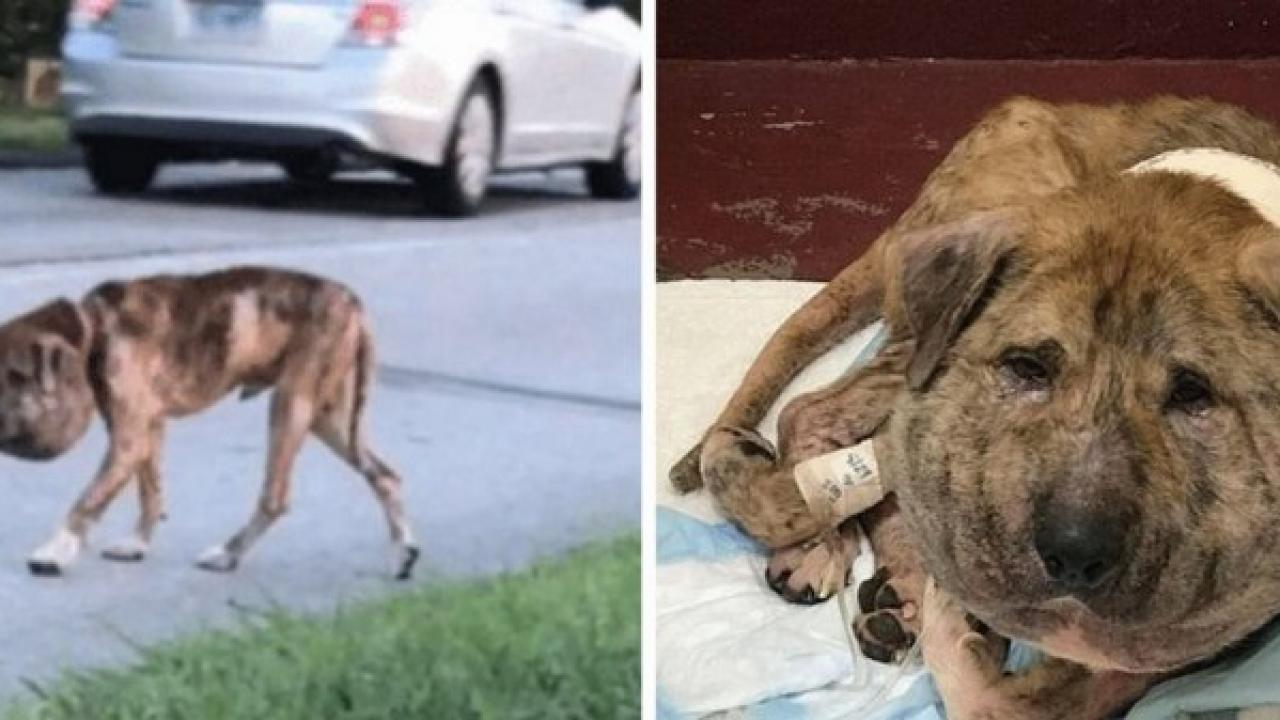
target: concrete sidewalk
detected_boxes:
[0,165,640,697]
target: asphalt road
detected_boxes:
[0,164,640,696]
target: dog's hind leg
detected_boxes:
[102,419,167,562]
[311,329,418,580]
[313,421,418,580]
[196,390,315,573]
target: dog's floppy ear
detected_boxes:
[1237,230,1280,327]
[24,299,86,353]
[896,209,1023,390]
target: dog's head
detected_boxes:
[0,300,94,461]
[882,171,1280,672]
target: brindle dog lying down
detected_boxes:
[669,96,1280,718]
[0,267,418,580]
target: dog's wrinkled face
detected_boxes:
[0,300,94,461]
[884,172,1280,673]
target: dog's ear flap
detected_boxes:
[25,299,86,353]
[1238,230,1280,327]
[896,209,1022,390]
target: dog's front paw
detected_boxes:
[669,443,704,494]
[700,426,777,495]
[393,543,420,581]
[765,529,856,604]
[195,545,239,573]
[102,535,149,563]
[853,567,921,663]
[28,527,83,577]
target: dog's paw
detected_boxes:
[393,544,420,581]
[27,527,82,578]
[669,443,704,494]
[701,426,778,494]
[765,529,856,604]
[195,545,239,573]
[853,567,921,663]
[102,535,149,563]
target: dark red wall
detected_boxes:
[659,1,1280,61]
[657,3,1280,281]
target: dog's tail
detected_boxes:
[350,322,375,455]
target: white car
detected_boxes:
[61,0,642,215]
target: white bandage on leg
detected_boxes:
[793,438,887,526]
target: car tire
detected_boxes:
[281,153,338,185]
[586,87,640,200]
[418,80,497,217]
[83,139,160,195]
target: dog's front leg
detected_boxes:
[668,246,891,494]
[28,417,151,576]
[701,341,910,602]
[102,420,166,563]
[922,581,1158,720]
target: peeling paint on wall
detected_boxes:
[757,119,819,128]
[711,198,811,238]
[711,194,891,240]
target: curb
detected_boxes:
[0,147,81,170]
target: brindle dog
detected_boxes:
[670,96,1280,718]
[0,267,418,579]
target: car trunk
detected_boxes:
[114,0,356,67]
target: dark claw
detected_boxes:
[766,566,825,605]
[396,546,421,581]
[766,567,792,595]
[27,560,62,577]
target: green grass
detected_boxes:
[3,535,640,720]
[0,108,67,152]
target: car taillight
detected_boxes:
[71,0,117,26]
[347,0,403,46]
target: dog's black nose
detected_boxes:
[1034,506,1127,593]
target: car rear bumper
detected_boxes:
[61,30,453,166]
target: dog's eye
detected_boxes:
[1167,369,1214,416]
[999,351,1053,391]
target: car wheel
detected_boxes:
[83,139,160,195]
[418,80,496,216]
[281,153,338,184]
[586,87,640,200]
